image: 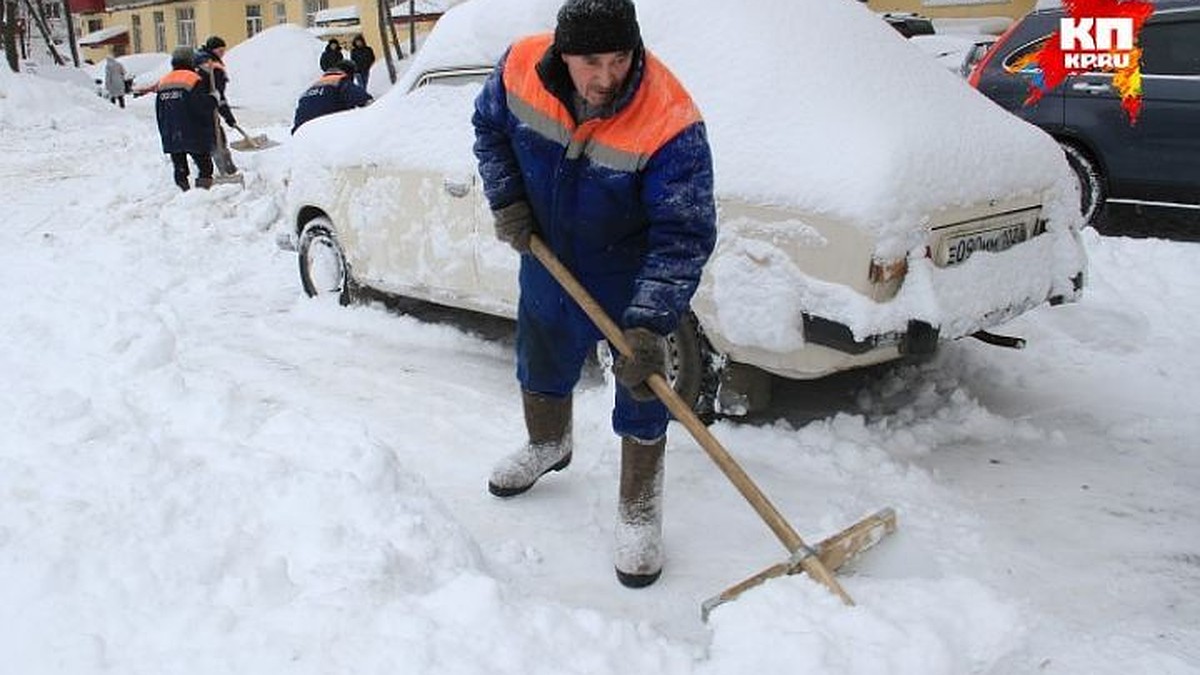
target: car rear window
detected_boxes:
[1140,20,1200,75]
[1002,36,1050,74]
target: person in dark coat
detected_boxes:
[195,35,238,176]
[319,40,344,72]
[156,47,217,191]
[472,0,716,588]
[349,34,376,91]
[291,60,374,134]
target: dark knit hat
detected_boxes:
[554,0,641,55]
[204,35,226,51]
[171,46,195,69]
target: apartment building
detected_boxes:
[71,0,447,62]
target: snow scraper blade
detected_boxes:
[701,507,897,620]
[230,124,279,151]
[212,173,245,187]
[527,234,897,615]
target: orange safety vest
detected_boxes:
[501,33,702,172]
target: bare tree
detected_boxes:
[407,0,415,57]
[23,0,65,64]
[375,0,396,83]
[61,0,78,66]
[386,1,402,62]
[3,1,19,71]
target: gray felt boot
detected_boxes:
[614,435,665,588]
[488,391,572,497]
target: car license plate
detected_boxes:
[936,209,1038,267]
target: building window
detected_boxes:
[304,0,328,27]
[131,14,142,53]
[245,4,263,38]
[176,7,196,48]
[86,18,103,33]
[153,11,166,52]
[274,2,287,25]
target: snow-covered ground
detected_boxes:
[1,20,1198,675]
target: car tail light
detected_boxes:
[869,257,908,284]
[967,20,1021,88]
[868,256,908,301]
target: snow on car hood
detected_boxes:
[293,0,1079,243]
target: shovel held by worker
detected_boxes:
[528,233,897,616]
[229,124,279,152]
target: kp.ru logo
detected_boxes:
[1022,0,1155,124]
[1059,17,1134,69]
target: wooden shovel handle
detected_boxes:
[528,235,853,605]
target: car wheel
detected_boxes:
[298,218,352,305]
[665,312,716,421]
[1060,142,1105,225]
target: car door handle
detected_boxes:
[444,178,472,198]
[1070,82,1111,94]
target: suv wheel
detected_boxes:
[666,313,712,418]
[1060,142,1105,225]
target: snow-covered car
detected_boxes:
[880,12,935,38]
[286,0,1087,416]
[911,33,997,78]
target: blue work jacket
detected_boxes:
[472,34,717,335]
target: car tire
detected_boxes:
[298,218,353,305]
[1060,142,1105,225]
[665,312,715,421]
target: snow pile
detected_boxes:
[0,62,115,129]
[225,24,341,120]
[20,60,96,89]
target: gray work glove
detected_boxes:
[492,200,536,253]
[613,327,667,402]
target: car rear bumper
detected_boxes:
[711,267,1085,381]
[805,282,1079,358]
[804,269,1084,356]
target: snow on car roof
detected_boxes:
[296,0,1078,241]
[227,24,333,119]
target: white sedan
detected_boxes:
[285,0,1087,416]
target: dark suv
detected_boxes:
[970,1,1200,224]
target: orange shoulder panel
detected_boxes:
[591,53,702,156]
[503,33,574,131]
[158,69,201,89]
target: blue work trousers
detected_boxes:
[516,287,668,442]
